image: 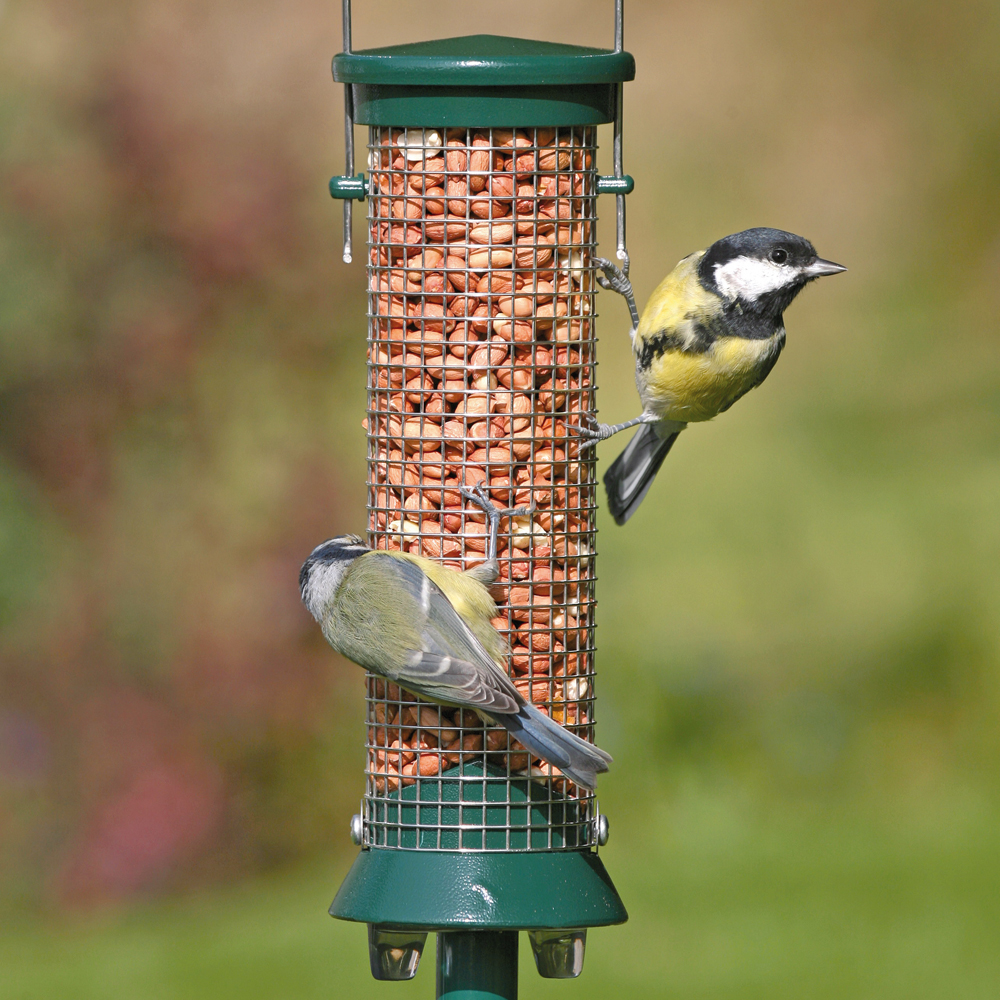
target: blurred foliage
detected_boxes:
[0,0,998,958]
[0,0,371,906]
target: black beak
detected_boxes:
[803,257,847,277]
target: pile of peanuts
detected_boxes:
[363,127,599,800]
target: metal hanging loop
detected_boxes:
[612,0,629,273]
[332,1,632,270]
[341,0,355,263]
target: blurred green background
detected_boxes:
[1,0,999,996]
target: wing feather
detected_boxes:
[328,553,520,714]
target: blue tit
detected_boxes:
[299,485,612,791]
[576,228,846,524]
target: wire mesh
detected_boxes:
[362,126,600,851]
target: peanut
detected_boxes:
[364,126,599,796]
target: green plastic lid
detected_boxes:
[333,34,635,128]
[334,34,635,86]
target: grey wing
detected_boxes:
[341,554,521,715]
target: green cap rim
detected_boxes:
[333,34,635,87]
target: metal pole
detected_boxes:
[342,0,355,263]
[437,932,518,1000]
[613,0,628,269]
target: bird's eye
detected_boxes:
[770,248,788,265]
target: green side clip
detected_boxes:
[596,174,634,195]
[329,173,368,200]
[331,173,631,203]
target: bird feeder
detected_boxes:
[327,3,634,994]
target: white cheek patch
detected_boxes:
[713,256,800,302]
[303,560,350,620]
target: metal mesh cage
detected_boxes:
[361,125,600,851]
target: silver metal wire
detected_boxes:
[341,0,354,263]
[613,0,628,265]
[361,126,600,851]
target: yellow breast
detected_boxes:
[637,251,717,343]
[642,334,782,423]
[635,250,784,423]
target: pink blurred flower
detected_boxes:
[59,763,222,901]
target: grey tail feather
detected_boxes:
[499,703,612,792]
[604,423,681,525]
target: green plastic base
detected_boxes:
[331,848,627,930]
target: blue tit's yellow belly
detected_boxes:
[641,333,782,423]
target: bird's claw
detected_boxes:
[592,255,632,296]
[565,414,607,449]
[460,481,492,512]
[460,482,527,523]
[617,248,631,279]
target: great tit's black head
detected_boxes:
[299,534,369,620]
[698,227,846,316]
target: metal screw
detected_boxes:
[595,814,609,846]
[350,813,364,845]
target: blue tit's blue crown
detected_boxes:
[306,534,368,561]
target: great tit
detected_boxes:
[576,227,846,524]
[299,485,612,791]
